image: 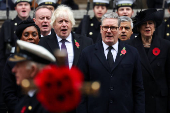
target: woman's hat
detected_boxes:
[134,8,164,28]
[16,19,41,39]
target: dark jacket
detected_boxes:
[77,40,145,113]
[76,16,101,43]
[14,94,49,113]
[127,33,170,113]
[38,32,93,66]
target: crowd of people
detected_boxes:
[0,0,170,113]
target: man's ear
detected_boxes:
[33,18,36,23]
[30,64,38,78]
[100,25,102,33]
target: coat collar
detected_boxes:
[47,32,82,66]
[133,33,161,79]
[94,39,126,72]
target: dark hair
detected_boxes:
[16,19,41,39]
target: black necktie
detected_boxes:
[61,39,69,66]
[107,46,114,68]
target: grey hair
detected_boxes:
[33,5,52,18]
[119,16,133,29]
[50,5,75,28]
[101,12,121,27]
[26,61,46,70]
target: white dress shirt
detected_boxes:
[57,33,74,69]
[41,31,51,37]
[102,41,119,62]
[28,89,37,97]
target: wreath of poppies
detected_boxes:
[152,48,160,56]
[34,65,83,112]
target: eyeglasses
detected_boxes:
[119,26,131,31]
[102,26,119,32]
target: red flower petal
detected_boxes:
[34,65,83,112]
[152,48,160,56]
[121,50,126,55]
[75,42,80,47]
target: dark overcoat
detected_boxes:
[76,40,145,113]
[128,33,170,113]
[38,32,93,66]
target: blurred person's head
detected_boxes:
[10,40,56,85]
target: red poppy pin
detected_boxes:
[152,47,160,56]
[21,106,26,113]
[120,47,126,56]
[74,40,80,49]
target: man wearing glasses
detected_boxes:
[76,12,145,113]
[119,16,133,41]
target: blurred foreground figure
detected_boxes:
[8,40,56,113]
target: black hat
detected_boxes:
[9,40,56,64]
[12,0,32,6]
[16,19,41,39]
[134,9,164,28]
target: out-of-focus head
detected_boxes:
[12,0,32,20]
[119,16,133,41]
[51,5,75,39]
[33,6,52,37]
[16,19,41,44]
[100,12,120,46]
[9,40,56,85]
[116,0,135,17]
[36,0,58,12]
[93,0,109,20]
[134,9,164,37]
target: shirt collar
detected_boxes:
[57,33,72,43]
[28,89,37,97]
[102,40,119,52]
[41,31,51,37]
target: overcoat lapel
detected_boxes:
[147,33,161,64]
[94,41,111,72]
[47,33,59,52]
[133,36,155,79]
[111,40,125,72]
[72,33,82,65]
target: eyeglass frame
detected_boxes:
[101,26,119,32]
